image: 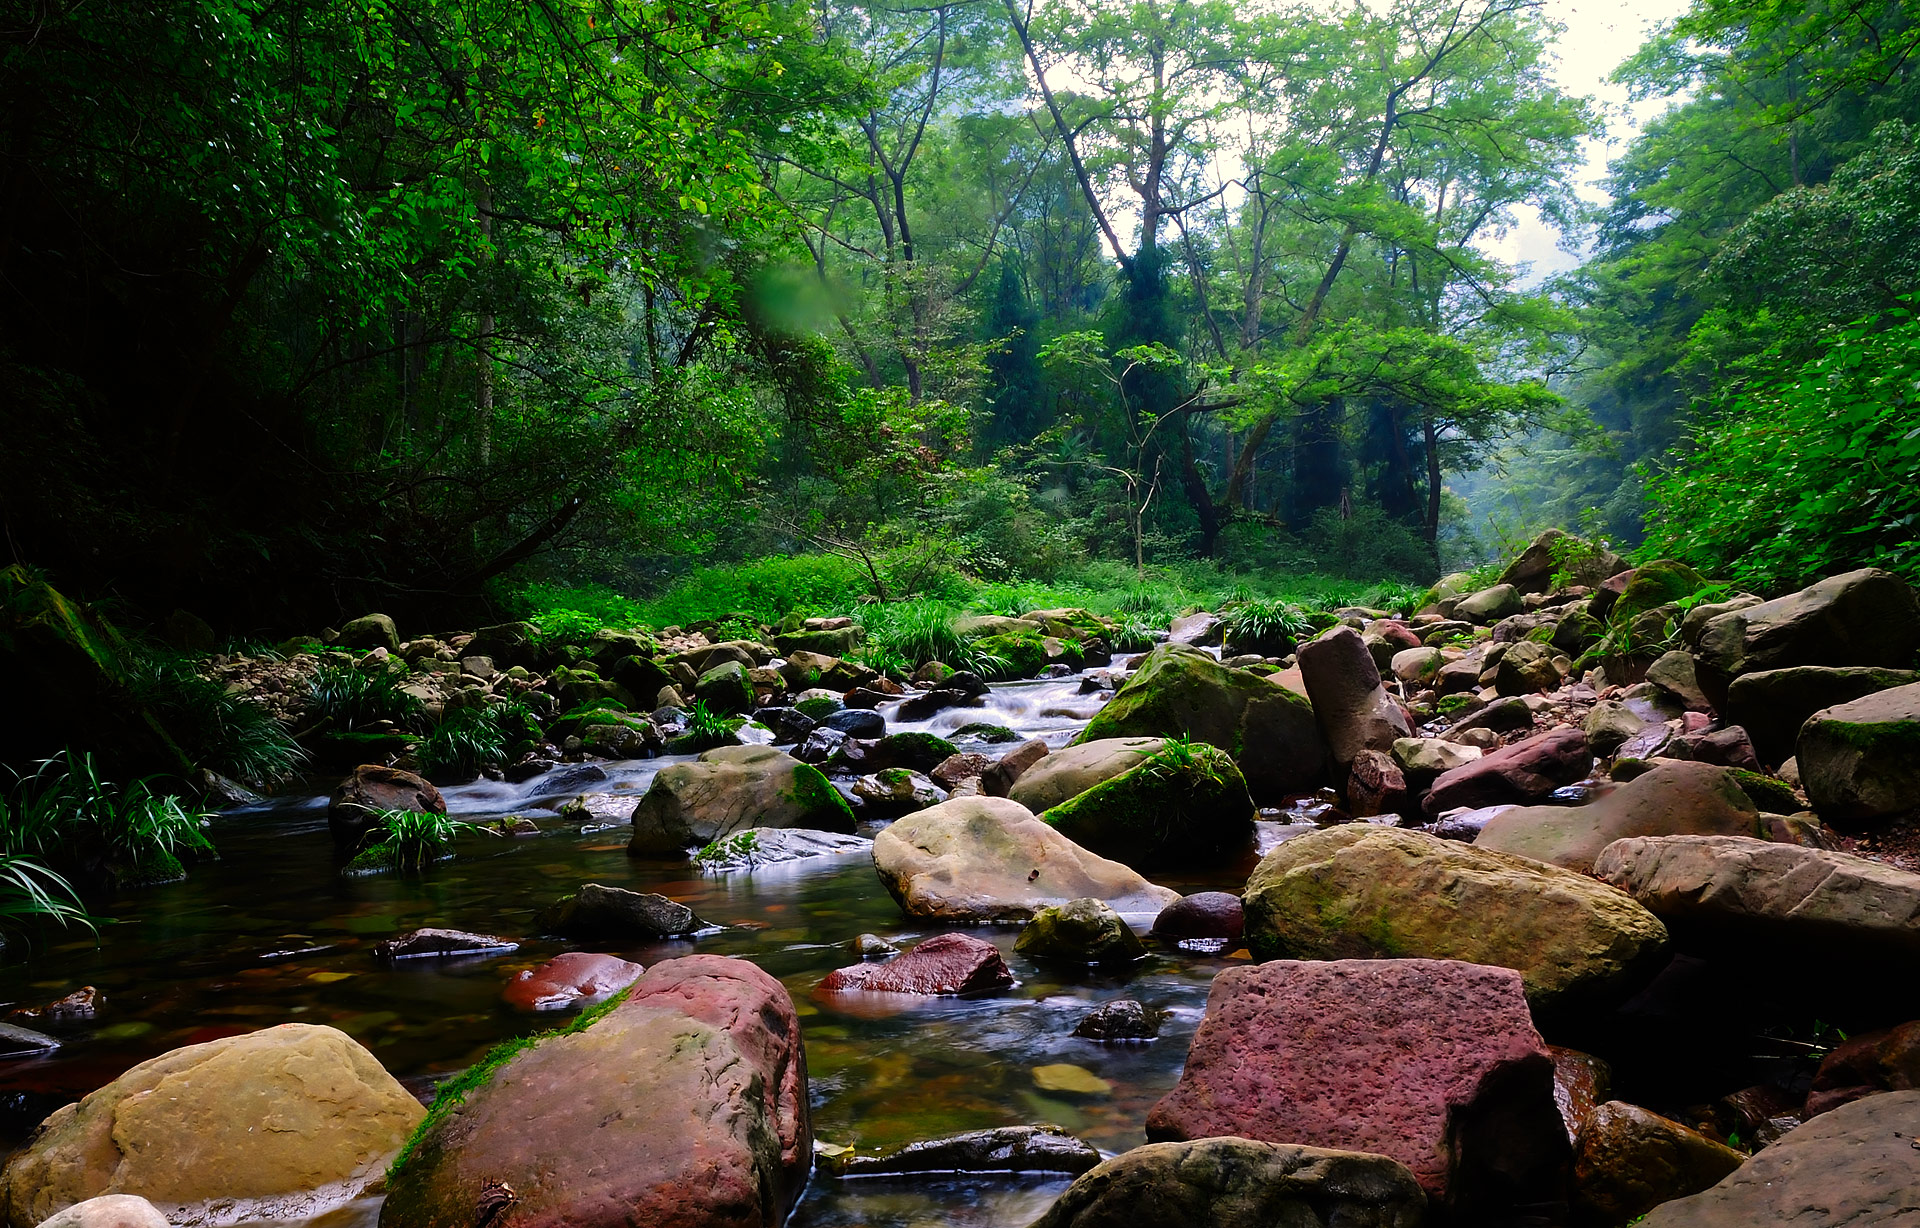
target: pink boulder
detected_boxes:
[1424,726,1592,815]
[819,933,1013,995]
[1145,958,1568,1213]
[1151,892,1244,943]
[501,951,644,1011]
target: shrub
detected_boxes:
[343,808,480,875]
[306,662,423,731]
[1218,597,1313,650]
[125,651,307,789]
[638,555,870,626]
[2,751,215,885]
[0,853,95,945]
[415,706,513,781]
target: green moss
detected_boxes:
[1808,716,1920,753]
[952,722,1019,743]
[1437,694,1476,715]
[794,695,842,720]
[389,986,637,1179]
[695,829,760,862]
[1041,739,1252,866]
[1726,768,1800,813]
[873,731,959,771]
[1612,560,1707,628]
[784,761,856,828]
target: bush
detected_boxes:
[0,853,95,945]
[3,750,215,885]
[343,808,481,874]
[125,651,307,790]
[415,706,514,781]
[1643,299,1920,593]
[306,662,423,731]
[512,581,648,632]
[638,555,870,626]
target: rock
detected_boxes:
[1151,892,1244,943]
[1573,1101,1745,1226]
[1609,560,1707,630]
[955,614,1043,640]
[1594,834,1920,958]
[1297,627,1412,768]
[691,659,755,715]
[1144,958,1567,1212]
[867,731,960,773]
[1072,999,1162,1041]
[827,1125,1100,1178]
[1584,699,1658,756]
[628,745,854,857]
[370,929,517,963]
[1423,727,1591,815]
[821,708,885,738]
[1079,644,1328,800]
[1725,666,1920,766]
[981,737,1050,796]
[1634,1090,1920,1227]
[1392,737,1481,778]
[793,726,848,764]
[1039,740,1255,868]
[847,933,898,959]
[1475,761,1761,874]
[1456,584,1523,622]
[774,626,864,656]
[896,688,981,721]
[1347,749,1410,819]
[0,1024,59,1057]
[871,796,1180,923]
[1009,737,1166,811]
[1243,826,1669,1015]
[1029,1137,1427,1228]
[687,827,870,873]
[1551,1047,1612,1144]
[32,1195,171,1228]
[336,613,400,654]
[1443,695,1535,738]
[929,751,993,791]
[1806,1019,1920,1116]
[6,988,99,1026]
[327,765,444,847]
[501,951,645,1011]
[1797,681,1920,825]
[1494,640,1562,695]
[1390,646,1445,683]
[850,768,944,816]
[1015,898,1146,965]
[1694,568,1920,704]
[1500,529,1625,595]
[1167,612,1222,646]
[536,882,702,938]
[819,933,1013,995]
[0,1025,423,1228]
[1647,650,1710,711]
[383,956,809,1228]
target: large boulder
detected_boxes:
[818,933,1013,995]
[1474,761,1760,874]
[692,659,755,714]
[336,613,400,654]
[1297,627,1412,768]
[1725,665,1920,766]
[381,956,809,1228]
[1243,826,1669,1015]
[1635,1090,1920,1227]
[1693,568,1920,705]
[1028,1138,1427,1228]
[1593,834,1920,957]
[628,745,854,857]
[1015,898,1146,966]
[1806,1019,1920,1116]
[1499,530,1625,595]
[31,1195,170,1228]
[1423,727,1592,816]
[1573,1101,1745,1227]
[871,795,1180,923]
[327,764,444,847]
[1145,958,1568,1214]
[1009,738,1165,811]
[1074,644,1328,801]
[1039,740,1255,868]
[0,1024,424,1228]
[1456,584,1523,623]
[1796,681,1920,825]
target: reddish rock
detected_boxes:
[1550,1045,1612,1144]
[819,933,1013,995]
[1151,892,1244,943]
[383,955,810,1228]
[5,986,100,1025]
[931,751,994,791]
[501,951,644,1011]
[1347,749,1410,818]
[1806,1019,1920,1116]
[328,764,445,846]
[1672,726,1763,772]
[1297,627,1411,767]
[1424,726,1592,815]
[1144,958,1568,1212]
[982,739,1050,796]
[1574,1101,1746,1226]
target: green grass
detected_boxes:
[0,853,96,946]
[125,651,308,790]
[306,662,423,732]
[2,750,215,884]
[342,807,481,875]
[853,600,1014,674]
[414,705,531,781]
[1218,597,1313,648]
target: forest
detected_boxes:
[2,1,1920,1227]
[2,0,1914,634]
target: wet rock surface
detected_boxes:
[370,929,518,962]
[824,1125,1100,1178]
[500,951,645,1011]
[535,882,703,938]
[819,933,1013,995]
[1015,898,1146,966]
[1071,998,1161,1041]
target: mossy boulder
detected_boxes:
[1242,825,1670,1017]
[1009,737,1166,812]
[1797,681,1920,826]
[953,722,1021,743]
[628,745,854,858]
[868,731,960,773]
[693,660,755,715]
[1040,741,1255,869]
[1014,898,1146,966]
[774,627,864,657]
[1076,644,1328,802]
[974,630,1080,680]
[1611,561,1707,628]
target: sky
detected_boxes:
[1484,0,1695,279]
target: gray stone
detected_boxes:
[536,882,702,938]
[1726,665,1920,766]
[629,745,854,857]
[1297,627,1411,768]
[826,1126,1100,1179]
[1797,681,1920,825]
[33,1195,171,1228]
[1456,584,1523,622]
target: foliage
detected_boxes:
[343,808,481,875]
[2,751,216,882]
[637,556,871,627]
[514,583,649,635]
[306,663,424,732]
[1218,598,1313,647]
[530,609,609,646]
[1643,300,1920,592]
[855,601,1012,675]
[677,701,747,754]
[124,652,307,790]
[0,854,96,944]
[415,706,514,782]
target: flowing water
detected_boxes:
[0,668,1262,1226]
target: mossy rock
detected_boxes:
[550,703,644,740]
[1612,561,1708,628]
[794,694,843,720]
[871,731,960,773]
[974,630,1080,680]
[1041,741,1254,869]
[630,745,855,857]
[1075,644,1327,802]
[953,722,1021,743]
[693,660,756,715]
[1728,768,1800,815]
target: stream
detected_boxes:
[0,669,1260,1226]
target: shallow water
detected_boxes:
[0,666,1256,1227]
